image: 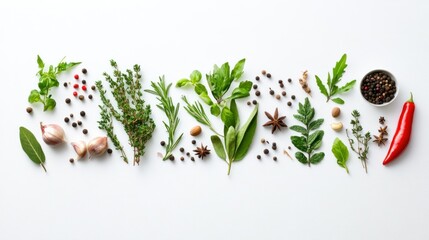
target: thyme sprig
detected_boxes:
[96,60,155,165]
[145,76,183,160]
[346,110,371,173]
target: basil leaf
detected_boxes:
[19,126,46,172]
[229,81,252,100]
[176,78,190,87]
[332,137,349,173]
[309,152,325,164]
[210,104,221,116]
[43,98,56,111]
[225,126,236,160]
[291,136,307,152]
[231,58,245,80]
[37,55,44,69]
[331,97,345,104]
[221,107,235,129]
[28,90,41,103]
[234,105,258,161]
[211,135,226,161]
[230,99,240,129]
[194,83,213,105]
[190,70,202,83]
[295,152,308,164]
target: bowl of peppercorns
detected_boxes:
[360,69,398,106]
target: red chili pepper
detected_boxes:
[383,92,415,165]
[74,74,79,80]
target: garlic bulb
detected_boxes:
[40,122,66,145]
[71,141,87,160]
[87,136,108,158]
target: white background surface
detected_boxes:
[1,0,428,239]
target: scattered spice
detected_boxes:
[80,111,86,117]
[69,158,74,163]
[74,74,79,80]
[252,100,257,105]
[379,116,386,125]
[160,141,166,146]
[82,80,86,85]
[191,140,196,144]
[179,147,185,152]
[272,145,277,150]
[255,76,260,81]
[263,108,287,134]
[282,91,286,96]
[70,113,74,118]
[78,95,84,101]
[194,144,210,159]
[73,91,78,97]
[73,84,79,89]
[64,117,69,123]
[82,85,87,91]
[107,148,113,154]
[273,156,277,161]
[63,82,68,87]
[180,156,185,161]
[72,122,77,128]
[186,152,190,156]
[288,78,292,83]
[299,70,311,95]
[373,126,388,146]
[269,89,274,95]
[169,155,175,161]
[247,101,251,106]
[88,94,93,100]
[262,70,267,75]
[266,73,272,78]
[253,84,258,90]
[283,150,292,159]
[91,85,96,91]
[264,149,269,154]
[275,94,281,100]
[191,157,195,161]
[190,125,202,136]
[65,98,71,104]
[287,101,292,106]
[255,91,260,96]
[82,68,87,74]
[257,155,261,160]
[261,138,266,144]
[26,107,33,114]
[83,129,88,134]
[291,95,296,100]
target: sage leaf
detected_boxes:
[234,105,258,161]
[19,126,46,172]
[211,135,226,161]
[221,107,235,129]
[225,126,236,160]
[230,99,240,129]
[332,137,350,173]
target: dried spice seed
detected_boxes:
[261,138,266,144]
[272,142,277,146]
[288,78,292,83]
[255,76,260,81]
[255,91,260,96]
[191,157,195,161]
[373,135,388,146]
[379,116,386,125]
[194,144,210,159]
[73,84,79,89]
[82,86,87,91]
[262,70,267,75]
[282,91,286,96]
[288,146,292,150]
[269,89,275,95]
[272,145,277,150]
[73,91,78,97]
[63,82,68,87]
[378,126,388,136]
[252,100,257,105]
[82,80,87,85]
[91,85,96,91]
[264,149,269,154]
[78,95,84,101]
[74,74,79,80]
[65,98,71,104]
[107,148,113,154]
[80,111,86,117]
[160,141,166,146]
[69,158,74,163]
[64,117,69,123]
[278,80,283,84]
[291,95,296,100]
[287,101,292,106]
[169,155,175,161]
[257,155,261,160]
[186,152,190,156]
[263,108,287,133]
[179,147,185,152]
[275,94,281,100]
[191,140,196,144]
[266,73,272,78]
[180,157,185,161]
[77,121,82,126]
[26,107,33,113]
[82,68,87,74]
[279,83,284,88]
[72,122,77,128]
[273,156,278,161]
[253,84,258,90]
[70,113,74,118]
[88,94,93,100]
[247,101,251,106]
[82,129,88,134]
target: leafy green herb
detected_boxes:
[315,54,356,104]
[332,137,350,173]
[179,59,258,175]
[96,60,155,165]
[145,76,183,160]
[346,110,371,173]
[290,97,325,166]
[177,59,251,116]
[19,126,46,172]
[29,55,81,111]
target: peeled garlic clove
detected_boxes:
[331,122,343,131]
[87,136,108,159]
[40,122,66,145]
[71,141,87,160]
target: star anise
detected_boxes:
[193,144,210,159]
[378,126,388,136]
[379,116,386,125]
[263,108,287,134]
[373,134,388,146]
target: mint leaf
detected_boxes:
[37,55,44,69]
[231,58,245,80]
[190,70,202,83]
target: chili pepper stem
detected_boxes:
[408,92,413,102]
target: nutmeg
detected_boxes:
[190,126,202,136]
[332,107,341,118]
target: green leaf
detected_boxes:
[190,70,202,83]
[211,135,226,161]
[28,90,41,103]
[293,114,307,125]
[231,58,245,80]
[221,107,235,129]
[195,83,213,105]
[210,104,221,116]
[309,152,325,164]
[37,55,44,69]
[308,130,324,149]
[295,152,308,164]
[289,125,308,135]
[19,126,46,172]
[316,75,328,97]
[229,81,252,100]
[291,136,307,152]
[332,137,350,173]
[225,126,236,160]
[309,119,324,131]
[43,98,56,111]
[331,98,345,104]
[234,105,258,161]
[176,78,190,87]
[331,54,347,85]
[337,80,356,94]
[230,99,240,129]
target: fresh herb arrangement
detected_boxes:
[96,60,155,165]
[346,110,371,173]
[178,59,258,175]
[145,76,183,160]
[315,54,356,104]
[290,97,325,166]
[332,137,350,173]
[19,127,47,172]
[29,55,81,111]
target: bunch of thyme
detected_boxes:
[346,110,371,173]
[145,76,183,160]
[96,60,155,165]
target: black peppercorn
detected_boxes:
[257,155,261,160]
[88,94,93,100]
[291,95,296,100]
[64,117,70,123]
[180,147,184,152]
[252,100,257,105]
[191,157,195,161]
[272,142,277,146]
[247,101,251,106]
[82,129,88,134]
[77,120,82,126]
[72,122,77,128]
[273,156,277,161]
[70,113,74,118]
[288,146,292,150]
[180,157,185,161]
[160,141,166,146]
[91,85,96,91]
[65,98,71,104]
[278,80,283,84]
[82,68,87,74]
[186,152,190,156]
[26,107,33,113]
[169,155,175,161]
[282,91,286,96]
[279,83,284,88]
[107,148,113,154]
[69,158,74,163]
[264,149,269,154]
[253,84,258,90]
[255,91,260,96]
[63,82,68,87]
[266,73,272,78]
[269,89,274,95]
[287,101,292,106]
[82,80,86,85]
[192,140,196,144]
[255,76,260,81]
[288,78,292,83]
[80,111,86,117]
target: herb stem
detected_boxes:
[41,162,47,172]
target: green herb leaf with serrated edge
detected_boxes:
[315,54,356,104]
[290,97,325,166]
[332,138,350,174]
[19,127,46,172]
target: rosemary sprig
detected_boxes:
[346,110,371,173]
[96,60,156,165]
[145,76,183,160]
[181,96,222,136]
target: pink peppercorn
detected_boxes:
[82,85,87,91]
[74,74,79,80]
[73,91,78,97]
[73,84,79,89]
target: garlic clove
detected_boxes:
[87,136,108,159]
[71,141,87,160]
[40,122,66,145]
